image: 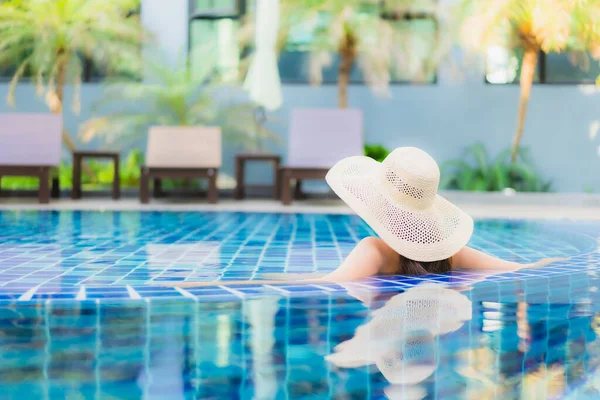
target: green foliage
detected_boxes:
[440,143,552,192]
[0,176,39,190]
[0,149,212,191]
[120,148,144,187]
[584,185,595,194]
[0,0,145,110]
[81,60,275,150]
[364,144,391,162]
[0,150,144,190]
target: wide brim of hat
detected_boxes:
[326,156,474,262]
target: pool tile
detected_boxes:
[0,211,597,304]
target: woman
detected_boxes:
[171,147,563,288]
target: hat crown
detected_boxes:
[380,147,440,209]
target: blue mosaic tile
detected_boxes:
[182,287,237,296]
[0,211,597,303]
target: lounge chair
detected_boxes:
[280,108,364,205]
[140,126,222,204]
[0,113,62,203]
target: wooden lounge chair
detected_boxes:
[140,126,222,204]
[0,113,62,204]
[280,108,364,205]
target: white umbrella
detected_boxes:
[243,0,282,111]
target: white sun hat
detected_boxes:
[326,147,474,262]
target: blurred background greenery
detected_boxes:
[1,0,600,193]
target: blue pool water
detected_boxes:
[0,211,599,399]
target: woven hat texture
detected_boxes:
[326,147,474,261]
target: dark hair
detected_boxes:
[399,254,452,275]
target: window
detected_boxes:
[191,0,245,17]
[544,52,600,83]
[485,47,600,84]
[187,0,438,84]
[188,0,246,82]
[279,0,438,84]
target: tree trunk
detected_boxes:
[52,55,96,179]
[337,29,358,109]
[511,46,539,163]
[52,57,78,152]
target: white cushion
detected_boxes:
[0,113,62,166]
[146,126,222,168]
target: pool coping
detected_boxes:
[0,192,599,220]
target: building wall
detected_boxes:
[0,0,599,192]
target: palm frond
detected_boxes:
[0,0,145,112]
[7,56,30,107]
[82,60,268,150]
[70,56,83,114]
[459,0,600,54]
[465,142,489,173]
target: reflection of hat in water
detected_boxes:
[375,331,436,385]
[326,284,472,386]
[326,147,474,261]
[384,384,428,400]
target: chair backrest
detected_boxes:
[0,113,62,166]
[146,126,222,168]
[287,108,364,168]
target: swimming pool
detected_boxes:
[0,211,599,399]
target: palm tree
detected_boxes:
[273,0,438,108]
[458,0,600,162]
[0,0,145,151]
[80,61,274,150]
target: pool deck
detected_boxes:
[0,192,599,220]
